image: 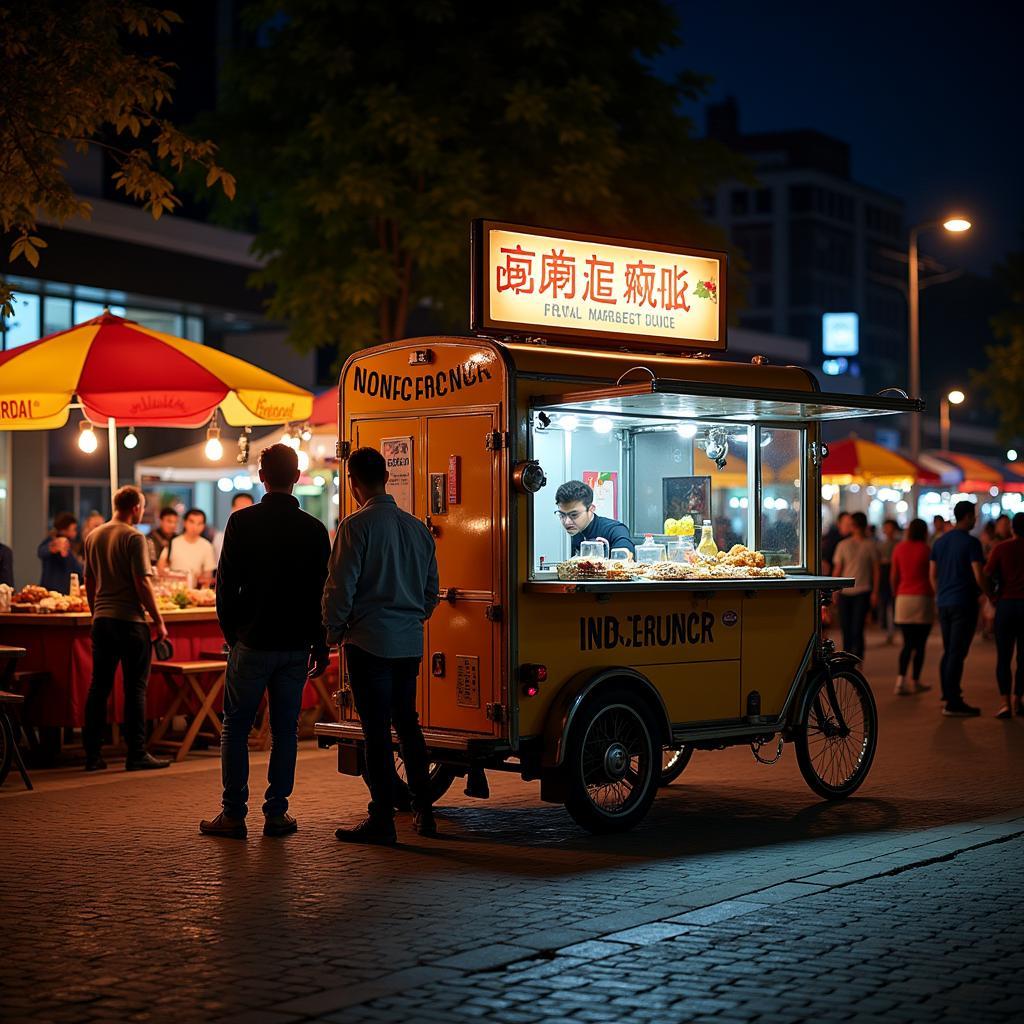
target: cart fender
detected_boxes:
[541,666,672,768]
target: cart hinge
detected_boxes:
[337,440,351,460]
[485,702,507,723]
[485,604,503,622]
[484,430,510,451]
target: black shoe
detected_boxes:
[199,812,247,839]
[943,701,981,717]
[335,816,397,845]
[413,808,437,837]
[126,752,171,771]
[84,756,107,772]
[263,812,298,837]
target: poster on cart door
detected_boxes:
[381,436,414,514]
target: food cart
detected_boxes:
[314,222,923,833]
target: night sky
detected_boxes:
[663,1,1023,275]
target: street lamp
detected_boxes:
[908,216,972,462]
[940,389,965,451]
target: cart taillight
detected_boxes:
[520,663,548,697]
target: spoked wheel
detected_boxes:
[564,689,659,833]
[364,754,457,809]
[795,669,877,800]
[659,745,694,787]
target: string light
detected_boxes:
[204,415,223,461]
[78,421,98,454]
[123,427,138,450]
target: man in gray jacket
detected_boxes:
[324,446,439,844]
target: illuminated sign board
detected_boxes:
[822,312,859,356]
[471,220,727,351]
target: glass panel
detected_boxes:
[74,300,125,322]
[42,296,73,335]
[185,315,204,343]
[530,408,754,575]
[47,484,76,529]
[760,427,803,567]
[125,307,183,336]
[3,292,41,348]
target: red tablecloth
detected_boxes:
[0,611,324,727]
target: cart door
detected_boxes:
[424,411,501,735]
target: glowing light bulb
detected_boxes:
[943,218,971,233]
[78,422,98,454]
[217,477,234,493]
[947,389,965,405]
[205,436,224,461]
[123,428,138,450]
[1007,449,1018,462]
[676,422,698,439]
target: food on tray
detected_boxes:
[11,585,50,605]
[554,543,785,584]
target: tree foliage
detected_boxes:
[971,250,1024,443]
[0,1,235,318]
[210,0,743,362]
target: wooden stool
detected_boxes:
[0,691,33,790]
[148,660,227,761]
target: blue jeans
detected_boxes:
[221,643,308,819]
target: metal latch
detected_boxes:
[337,440,351,460]
[485,604,503,622]
[484,430,510,451]
[485,703,507,723]
[809,440,828,468]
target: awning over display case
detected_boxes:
[533,379,923,423]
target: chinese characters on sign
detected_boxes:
[478,224,724,349]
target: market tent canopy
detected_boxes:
[310,388,337,428]
[921,450,1003,492]
[822,438,940,487]
[0,312,312,430]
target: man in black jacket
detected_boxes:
[200,444,331,839]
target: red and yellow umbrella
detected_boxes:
[0,312,312,430]
[822,438,939,488]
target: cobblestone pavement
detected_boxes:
[2,629,1023,1024]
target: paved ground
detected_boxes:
[2,626,1023,1024]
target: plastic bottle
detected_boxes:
[636,534,667,563]
[696,519,718,560]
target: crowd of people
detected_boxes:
[76,443,439,845]
[823,504,1024,719]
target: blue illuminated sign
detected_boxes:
[822,312,859,356]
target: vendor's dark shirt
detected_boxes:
[37,536,83,593]
[216,492,331,653]
[570,514,635,557]
[146,528,176,565]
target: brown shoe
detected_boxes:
[263,812,298,837]
[413,808,437,837]
[199,812,247,839]
[335,816,397,845]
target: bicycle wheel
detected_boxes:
[795,668,877,800]
[659,745,694,787]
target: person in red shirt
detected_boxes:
[890,518,934,696]
[983,511,1024,718]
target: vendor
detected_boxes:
[555,480,635,557]
[158,508,216,585]
[146,506,179,565]
[38,512,84,593]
